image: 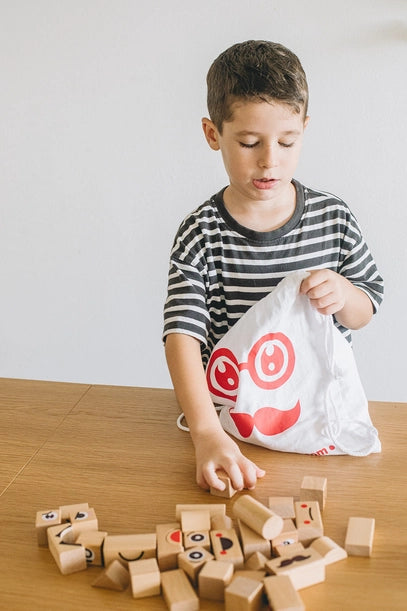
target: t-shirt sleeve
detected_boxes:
[338,210,384,313]
[162,254,211,346]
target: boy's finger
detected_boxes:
[202,466,227,491]
[227,464,245,491]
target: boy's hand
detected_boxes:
[194,427,266,492]
[300,269,349,316]
[300,268,373,329]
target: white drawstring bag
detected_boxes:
[205,270,381,456]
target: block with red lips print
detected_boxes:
[156,523,184,571]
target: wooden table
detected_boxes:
[0,378,406,610]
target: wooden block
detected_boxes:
[198,559,234,601]
[156,523,184,571]
[184,530,211,551]
[210,472,237,498]
[59,502,89,522]
[225,576,264,611]
[211,513,234,530]
[210,528,244,569]
[300,476,327,511]
[177,546,214,586]
[75,530,107,566]
[176,503,226,519]
[91,559,129,591]
[263,574,305,611]
[237,519,271,560]
[161,568,199,611]
[181,510,211,533]
[47,522,75,545]
[268,497,295,519]
[102,533,156,567]
[234,569,266,581]
[294,501,323,545]
[69,507,98,540]
[265,548,325,590]
[245,551,268,571]
[233,495,283,540]
[274,542,305,558]
[47,523,87,575]
[35,509,61,546]
[129,557,160,598]
[271,519,298,554]
[345,517,375,557]
[310,536,347,564]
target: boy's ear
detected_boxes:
[202,118,221,151]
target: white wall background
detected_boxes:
[1,0,406,401]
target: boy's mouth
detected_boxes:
[253,178,279,190]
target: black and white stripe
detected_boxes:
[163,180,384,366]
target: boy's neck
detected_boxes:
[223,181,297,233]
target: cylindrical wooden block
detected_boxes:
[233,495,283,540]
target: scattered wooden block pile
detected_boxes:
[35,475,375,610]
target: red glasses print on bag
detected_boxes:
[206,332,300,438]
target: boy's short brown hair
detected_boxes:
[207,40,309,132]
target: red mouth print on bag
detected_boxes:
[206,332,300,438]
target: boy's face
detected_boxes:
[203,100,308,209]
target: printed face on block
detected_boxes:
[69,508,98,538]
[294,501,323,544]
[178,546,215,585]
[156,523,184,572]
[265,547,325,589]
[35,509,62,546]
[184,531,211,550]
[210,529,244,568]
[103,533,157,567]
[75,531,107,566]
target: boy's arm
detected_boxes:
[165,333,265,491]
[300,269,373,329]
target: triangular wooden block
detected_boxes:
[91,559,130,591]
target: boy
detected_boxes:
[163,40,383,492]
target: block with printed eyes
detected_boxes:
[271,518,298,554]
[35,509,61,546]
[184,530,211,551]
[69,507,98,540]
[59,502,89,522]
[177,546,214,586]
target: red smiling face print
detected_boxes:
[206,332,300,438]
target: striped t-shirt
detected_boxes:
[163,180,384,366]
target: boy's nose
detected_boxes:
[259,146,278,169]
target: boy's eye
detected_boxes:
[279,141,295,148]
[239,141,259,148]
